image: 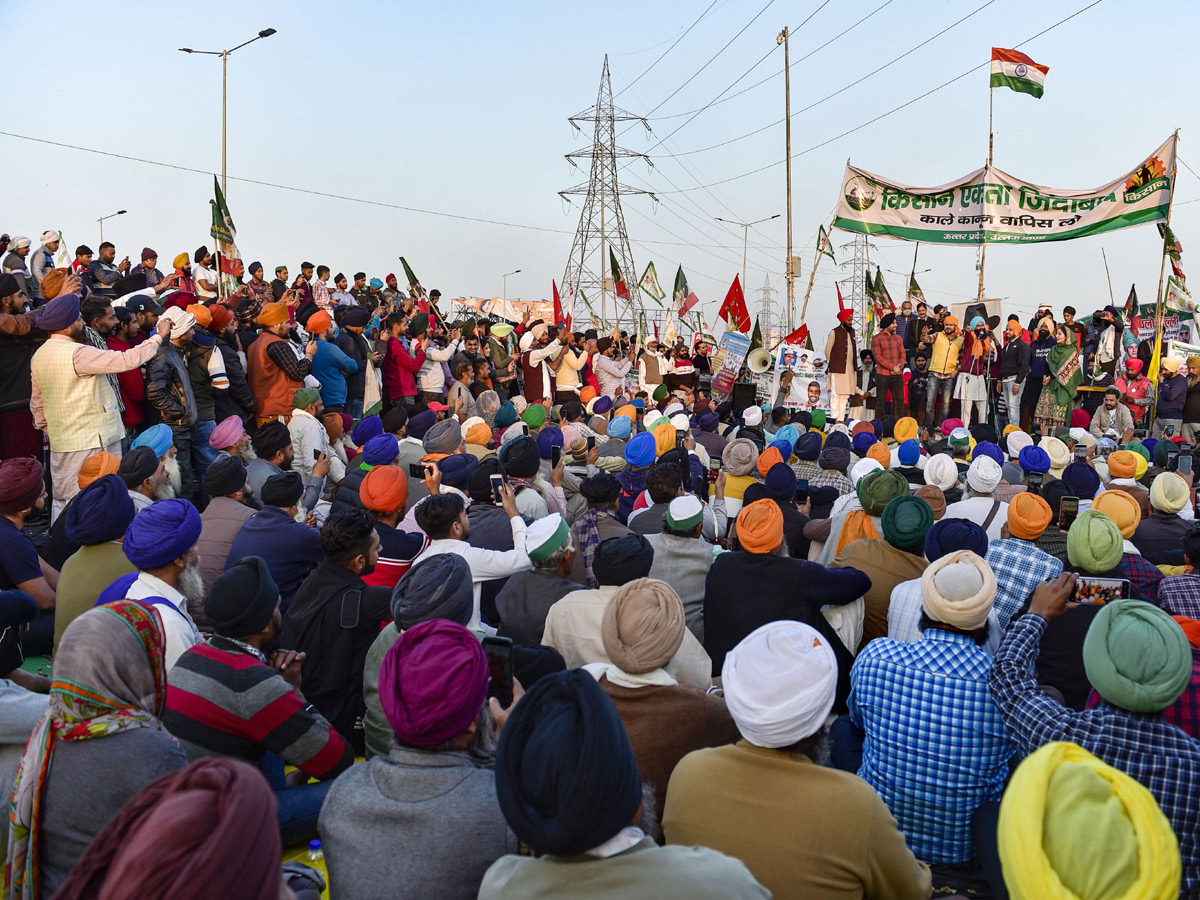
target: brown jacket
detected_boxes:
[664,741,932,900]
[831,539,927,650]
[196,495,257,591]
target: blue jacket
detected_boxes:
[311,338,359,410]
[1157,372,1188,420]
[225,506,323,611]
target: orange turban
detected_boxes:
[186,303,212,329]
[580,385,597,404]
[866,442,891,468]
[1092,490,1141,540]
[40,268,69,300]
[359,464,409,513]
[756,446,784,478]
[851,421,874,436]
[1106,450,1138,479]
[77,451,120,490]
[256,301,289,326]
[1172,615,1200,650]
[1006,491,1052,540]
[615,405,636,421]
[465,421,492,446]
[652,421,676,458]
[307,310,332,335]
[323,412,345,442]
[737,499,784,554]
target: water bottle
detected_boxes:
[306,839,323,864]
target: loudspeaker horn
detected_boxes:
[747,348,774,373]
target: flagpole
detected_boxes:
[1101,247,1116,307]
[1152,129,1182,365]
[976,83,993,303]
[799,218,831,322]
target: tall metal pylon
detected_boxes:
[757,274,779,347]
[560,55,656,331]
[844,234,870,336]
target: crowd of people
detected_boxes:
[0,230,1198,900]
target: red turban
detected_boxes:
[207,303,233,333]
[0,458,44,513]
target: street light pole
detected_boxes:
[502,269,521,303]
[715,215,780,289]
[777,27,794,332]
[180,28,276,197]
[97,209,127,244]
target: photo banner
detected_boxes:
[710,331,751,398]
[756,347,829,412]
[833,135,1176,245]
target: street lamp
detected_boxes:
[97,209,127,244]
[180,28,277,197]
[502,269,521,303]
[715,214,781,289]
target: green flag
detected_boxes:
[639,262,666,304]
[907,273,925,306]
[209,176,235,245]
[874,267,895,312]
[816,225,836,263]
[749,316,763,353]
[399,257,425,297]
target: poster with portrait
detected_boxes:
[767,345,829,411]
[710,331,751,398]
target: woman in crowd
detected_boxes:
[1034,322,1083,433]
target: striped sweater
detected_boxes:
[163,635,353,780]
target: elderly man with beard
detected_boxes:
[246,420,328,514]
[29,286,170,516]
[195,456,258,591]
[208,414,254,462]
[95,498,205,668]
[146,307,201,501]
[118,445,172,511]
[130,422,184,497]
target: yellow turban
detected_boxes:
[1092,490,1141,540]
[998,741,1180,900]
[1134,452,1148,481]
[893,416,918,443]
[256,301,289,326]
[173,252,189,270]
[652,421,676,458]
[615,405,636,421]
[77,451,120,490]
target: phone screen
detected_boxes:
[551,445,563,468]
[481,636,514,708]
[1168,449,1180,466]
[489,474,506,503]
[1180,454,1193,477]
[794,478,809,504]
[409,462,425,479]
[1073,445,1088,461]
[1058,496,1080,530]
[1073,577,1130,604]
[586,435,596,451]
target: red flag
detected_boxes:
[552,280,571,330]
[717,275,751,333]
[610,248,631,300]
[653,319,660,342]
[782,323,809,346]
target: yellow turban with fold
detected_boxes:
[893,416,918,443]
[173,252,189,270]
[998,741,1180,900]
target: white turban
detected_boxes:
[159,306,196,340]
[1068,427,1089,445]
[501,422,526,445]
[850,457,883,487]
[966,455,1002,494]
[40,230,59,246]
[670,413,690,432]
[518,330,536,352]
[924,453,959,491]
[743,406,763,427]
[1150,472,1190,514]
[1006,430,1033,459]
[722,620,837,748]
[1041,436,1070,472]
[9,236,30,250]
[921,550,996,630]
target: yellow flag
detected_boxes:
[1147,330,1163,382]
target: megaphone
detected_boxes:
[747,348,774,373]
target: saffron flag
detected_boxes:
[674,266,699,316]
[640,262,666,304]
[816,226,835,263]
[610,248,631,300]
[717,275,750,333]
[990,48,1048,99]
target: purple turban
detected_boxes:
[537,426,564,460]
[123,498,202,569]
[0,458,44,514]
[33,292,81,331]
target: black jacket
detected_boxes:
[214,335,259,421]
[1000,337,1031,382]
[185,341,220,422]
[280,562,392,748]
[330,462,370,517]
[145,341,198,428]
[334,330,370,401]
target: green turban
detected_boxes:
[809,409,826,430]
[521,402,547,430]
[1083,600,1192,713]
[461,317,477,337]
[1066,509,1124,574]
[1124,441,1150,462]
[879,494,934,554]
[857,468,909,517]
[291,387,321,410]
[410,313,430,337]
[652,384,669,402]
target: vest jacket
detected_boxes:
[31,337,123,451]
[247,332,300,418]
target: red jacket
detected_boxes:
[383,336,425,401]
[106,335,146,427]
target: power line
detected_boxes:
[613,0,721,98]
[652,0,1107,195]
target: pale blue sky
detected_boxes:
[2,0,1197,344]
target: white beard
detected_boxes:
[163,455,182,497]
[178,560,206,609]
[152,475,175,501]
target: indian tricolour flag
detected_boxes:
[990,48,1048,98]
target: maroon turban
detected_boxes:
[378,618,489,748]
[0,458,43,513]
[49,759,281,900]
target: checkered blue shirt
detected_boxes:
[1159,573,1200,619]
[849,630,1015,865]
[886,578,1001,654]
[984,538,1064,631]
[990,614,1200,895]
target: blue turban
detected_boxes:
[1061,461,1101,499]
[592,396,613,415]
[625,432,656,467]
[764,462,795,502]
[972,441,1003,466]
[33,292,80,331]
[131,423,173,459]
[495,669,642,856]
[697,410,719,433]
[439,453,478,489]
[362,433,400,466]
[768,439,792,460]
[537,426,564,460]
[407,411,437,439]
[1141,438,1159,457]
[968,315,985,329]
[351,414,384,446]
[898,439,920,466]
[248,261,263,275]
[923,518,989,562]
[494,402,517,429]
[123,498,202,569]
[826,431,852,452]
[369,277,384,289]
[852,432,877,455]
[64,474,135,546]
[774,424,800,452]
[1018,445,1051,474]
[871,419,883,437]
[794,431,822,461]
[607,415,632,439]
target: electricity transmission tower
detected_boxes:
[560,55,656,331]
[757,275,779,347]
[844,234,870,336]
